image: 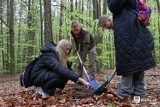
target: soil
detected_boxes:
[0,67,160,107]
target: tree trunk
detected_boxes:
[6,0,10,73]
[0,0,3,34]
[92,0,97,20]
[81,0,84,23]
[0,0,4,70]
[93,0,102,71]
[17,1,22,66]
[0,2,3,34]
[59,0,63,40]
[9,0,16,75]
[87,0,91,17]
[39,0,43,46]
[70,0,73,20]
[97,0,101,18]
[75,0,77,10]
[92,0,101,20]
[156,0,160,12]
[103,0,107,15]
[44,0,53,43]
[28,0,35,60]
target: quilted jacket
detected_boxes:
[107,0,155,75]
[29,42,79,95]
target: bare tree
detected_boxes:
[6,0,10,72]
[0,0,3,34]
[39,0,43,46]
[0,0,4,70]
[27,0,35,60]
[92,0,101,20]
[9,0,16,75]
[59,0,63,40]
[103,0,107,15]
[70,0,73,20]
[44,0,53,43]
[75,0,77,10]
[156,0,160,12]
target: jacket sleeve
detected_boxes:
[42,55,79,82]
[82,33,90,62]
[74,38,79,49]
[107,0,127,13]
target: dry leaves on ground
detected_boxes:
[0,67,160,107]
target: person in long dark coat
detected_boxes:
[21,39,91,98]
[99,0,155,98]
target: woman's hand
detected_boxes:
[78,77,91,87]
[83,81,91,88]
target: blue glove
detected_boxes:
[81,61,86,67]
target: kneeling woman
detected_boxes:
[22,39,91,98]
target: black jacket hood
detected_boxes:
[40,41,57,54]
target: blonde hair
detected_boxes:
[56,39,72,68]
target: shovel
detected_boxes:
[93,68,116,94]
[76,52,99,90]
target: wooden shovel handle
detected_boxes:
[76,52,90,80]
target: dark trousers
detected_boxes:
[77,46,97,79]
[116,71,147,97]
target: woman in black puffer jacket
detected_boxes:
[99,0,155,98]
[22,39,91,98]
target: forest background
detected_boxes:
[0,0,160,76]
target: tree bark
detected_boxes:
[156,0,160,12]
[9,0,16,75]
[70,0,73,20]
[92,0,101,20]
[28,0,35,60]
[6,0,10,73]
[59,0,63,40]
[0,0,3,34]
[44,0,53,43]
[17,0,22,66]
[103,0,107,15]
[39,0,43,46]
[92,0,97,20]
[75,0,77,10]
[0,0,4,70]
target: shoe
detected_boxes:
[114,92,124,99]
[114,92,132,100]
[36,87,50,98]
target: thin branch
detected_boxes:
[54,0,92,27]
[21,0,28,6]
[0,17,11,30]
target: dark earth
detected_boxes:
[0,66,160,107]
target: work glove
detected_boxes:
[81,61,86,67]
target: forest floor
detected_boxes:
[0,66,160,107]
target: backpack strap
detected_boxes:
[129,7,138,14]
[128,0,138,14]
